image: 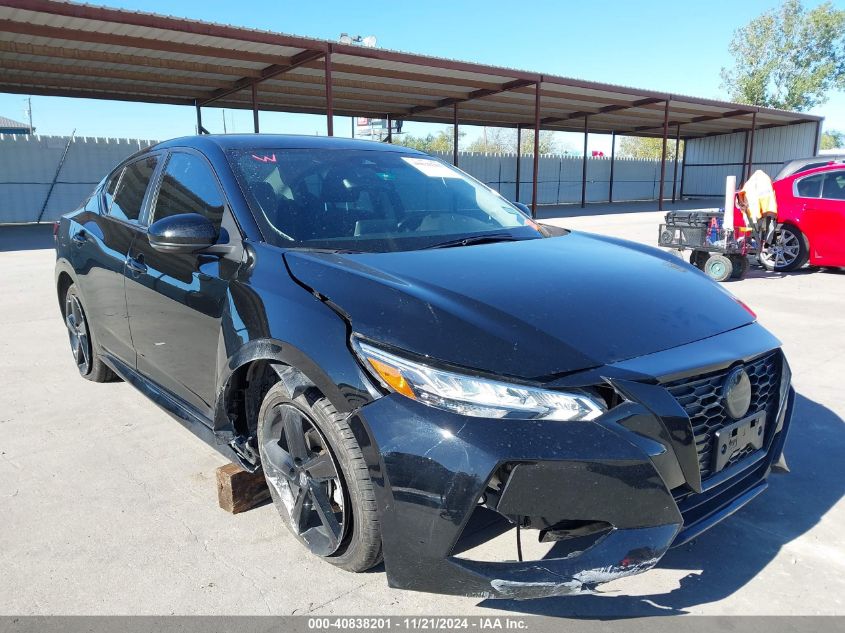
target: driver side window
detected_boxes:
[152,152,225,230]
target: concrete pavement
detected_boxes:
[1,211,843,617]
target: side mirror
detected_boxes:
[512,202,532,216]
[148,213,218,253]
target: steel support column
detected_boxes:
[387,114,392,143]
[515,125,522,202]
[195,100,205,134]
[608,131,615,203]
[531,81,540,218]
[580,115,588,208]
[741,130,750,182]
[324,51,334,136]
[658,99,670,211]
[679,137,688,200]
[671,124,681,202]
[746,110,757,180]
[453,103,459,166]
[251,83,259,133]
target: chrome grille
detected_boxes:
[665,351,781,479]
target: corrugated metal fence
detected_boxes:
[0,134,678,224]
[682,121,818,198]
[429,151,678,205]
[0,134,157,224]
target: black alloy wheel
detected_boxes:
[257,380,382,571]
[65,290,91,375]
[261,402,347,556]
[62,284,117,382]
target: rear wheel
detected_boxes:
[730,255,750,279]
[758,224,809,272]
[703,254,733,282]
[689,250,709,270]
[257,380,382,572]
[63,283,117,382]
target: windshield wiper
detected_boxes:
[422,233,526,250]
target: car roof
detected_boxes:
[149,134,426,155]
[775,155,845,181]
[778,161,845,182]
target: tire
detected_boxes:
[703,254,733,282]
[730,255,750,279]
[257,380,382,572]
[758,224,809,272]
[690,250,709,270]
[62,283,118,382]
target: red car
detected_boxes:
[759,162,845,271]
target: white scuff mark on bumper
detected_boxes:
[490,578,586,600]
[572,557,662,584]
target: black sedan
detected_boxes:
[54,134,794,600]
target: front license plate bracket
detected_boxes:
[713,413,766,473]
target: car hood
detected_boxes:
[284,232,754,380]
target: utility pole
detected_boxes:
[25,96,33,132]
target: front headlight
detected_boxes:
[354,340,605,421]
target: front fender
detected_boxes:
[213,336,374,435]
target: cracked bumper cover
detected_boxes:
[347,325,794,600]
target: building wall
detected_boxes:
[682,121,819,198]
[0,134,157,223]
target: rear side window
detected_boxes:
[102,172,121,213]
[152,152,225,229]
[795,173,824,198]
[110,156,159,222]
[822,172,845,200]
[794,162,827,175]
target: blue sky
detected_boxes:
[2,0,843,152]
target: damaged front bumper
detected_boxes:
[347,323,794,599]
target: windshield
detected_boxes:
[228,148,544,252]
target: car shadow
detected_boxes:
[477,393,844,617]
[0,223,55,252]
[729,264,818,282]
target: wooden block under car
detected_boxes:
[216,463,271,514]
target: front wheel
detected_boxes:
[257,380,382,572]
[703,254,733,282]
[758,224,809,272]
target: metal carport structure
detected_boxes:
[0,0,823,215]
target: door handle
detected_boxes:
[126,255,147,275]
[71,230,87,245]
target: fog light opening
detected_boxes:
[451,508,613,563]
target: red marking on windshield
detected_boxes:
[251,153,277,163]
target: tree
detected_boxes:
[617,136,682,161]
[820,130,845,150]
[720,0,845,111]
[393,130,461,153]
[465,127,559,155]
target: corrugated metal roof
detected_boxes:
[0,0,823,138]
[0,114,32,132]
